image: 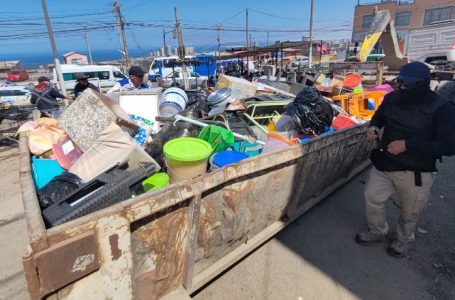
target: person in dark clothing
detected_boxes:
[73,73,100,97]
[31,76,72,115]
[355,62,455,258]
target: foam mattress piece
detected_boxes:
[69,122,160,182]
[59,89,137,152]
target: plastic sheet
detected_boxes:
[283,87,334,135]
[37,172,85,209]
[198,125,234,153]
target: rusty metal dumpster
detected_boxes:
[19,124,372,299]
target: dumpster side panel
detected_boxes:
[54,215,134,300]
[131,205,189,300]
[193,126,370,277]
[195,162,297,273]
[20,126,371,299]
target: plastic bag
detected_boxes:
[37,172,85,209]
[145,110,201,167]
[198,125,234,153]
[284,87,334,135]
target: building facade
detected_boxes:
[63,52,89,65]
[352,0,454,43]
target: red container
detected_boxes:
[332,114,357,131]
[52,136,83,170]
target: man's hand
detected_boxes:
[387,140,406,155]
[367,126,379,141]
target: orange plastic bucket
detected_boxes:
[343,73,362,89]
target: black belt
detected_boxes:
[414,171,422,187]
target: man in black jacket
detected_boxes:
[355,62,455,258]
[31,76,72,115]
[73,73,100,97]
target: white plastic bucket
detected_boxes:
[160,88,188,117]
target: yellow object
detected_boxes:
[266,115,281,132]
[331,91,386,121]
[358,32,382,62]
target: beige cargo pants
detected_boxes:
[364,166,434,243]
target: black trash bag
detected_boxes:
[186,89,210,113]
[284,87,334,135]
[145,109,201,168]
[37,172,85,209]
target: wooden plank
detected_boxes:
[376,62,384,86]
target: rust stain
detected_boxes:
[131,206,188,300]
[109,234,121,261]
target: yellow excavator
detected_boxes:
[357,9,407,71]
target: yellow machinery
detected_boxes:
[358,10,406,71]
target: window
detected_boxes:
[71,58,83,65]
[12,90,27,96]
[95,71,110,80]
[113,71,125,79]
[63,73,72,81]
[0,90,12,97]
[362,15,374,29]
[395,11,411,27]
[424,6,454,25]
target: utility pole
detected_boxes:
[84,26,93,64]
[163,28,166,49]
[114,0,130,69]
[216,25,221,55]
[40,0,66,96]
[308,0,314,68]
[174,7,189,90]
[246,8,249,77]
[267,31,269,46]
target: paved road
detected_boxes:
[0,142,30,300]
[194,157,455,300]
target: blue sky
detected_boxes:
[1,0,360,56]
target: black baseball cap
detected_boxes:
[129,66,146,77]
[75,73,89,80]
[397,61,431,88]
[38,76,50,82]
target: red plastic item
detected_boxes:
[343,73,362,89]
[52,136,83,170]
[332,114,357,131]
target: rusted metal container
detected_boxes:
[20,124,372,299]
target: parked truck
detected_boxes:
[405,21,455,63]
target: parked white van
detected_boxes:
[53,65,127,92]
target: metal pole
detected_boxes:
[84,26,93,64]
[266,31,269,46]
[174,7,189,90]
[216,25,221,55]
[40,0,66,96]
[163,28,166,49]
[246,8,249,77]
[308,0,314,68]
[114,0,130,69]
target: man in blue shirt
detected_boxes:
[107,66,149,93]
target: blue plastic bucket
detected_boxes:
[213,151,249,168]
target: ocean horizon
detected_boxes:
[1,48,152,69]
